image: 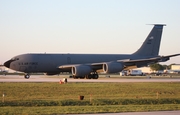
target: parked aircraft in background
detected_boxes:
[4,24,180,79]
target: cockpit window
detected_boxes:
[11,57,19,61]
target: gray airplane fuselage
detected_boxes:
[8,53,149,73]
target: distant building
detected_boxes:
[121,64,180,76]
[171,64,180,72]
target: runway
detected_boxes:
[0,75,180,83]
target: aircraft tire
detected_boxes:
[80,76,85,79]
[24,74,30,79]
[86,75,92,79]
[73,76,78,79]
[93,74,99,79]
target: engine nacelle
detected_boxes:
[103,62,124,73]
[72,65,92,76]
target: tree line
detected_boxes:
[149,63,176,71]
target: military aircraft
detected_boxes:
[4,24,180,79]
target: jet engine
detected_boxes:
[72,65,92,76]
[103,62,124,73]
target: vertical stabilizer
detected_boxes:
[133,24,166,56]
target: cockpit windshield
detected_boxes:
[11,57,19,61]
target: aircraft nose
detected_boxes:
[4,59,13,68]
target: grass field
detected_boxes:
[0,82,180,114]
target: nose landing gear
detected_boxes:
[24,74,30,79]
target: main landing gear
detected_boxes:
[24,74,30,79]
[72,72,99,79]
[85,73,99,79]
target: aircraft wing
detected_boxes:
[59,53,180,73]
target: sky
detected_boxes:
[0,0,180,65]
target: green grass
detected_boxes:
[0,82,180,114]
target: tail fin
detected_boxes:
[133,24,166,56]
